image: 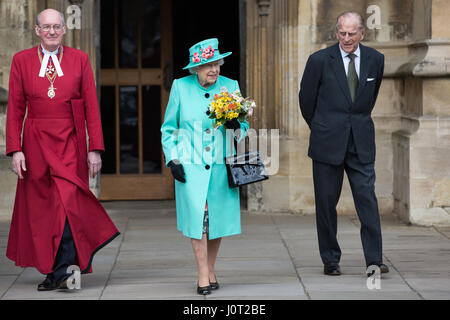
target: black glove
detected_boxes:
[224,118,241,130]
[168,160,186,183]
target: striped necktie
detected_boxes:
[347,53,358,102]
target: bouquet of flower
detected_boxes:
[206,90,256,129]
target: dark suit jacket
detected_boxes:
[299,43,384,165]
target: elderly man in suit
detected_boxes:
[299,12,389,276]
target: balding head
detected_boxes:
[36,9,65,27]
[335,12,365,54]
[336,12,364,32]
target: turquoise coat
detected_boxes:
[161,75,249,240]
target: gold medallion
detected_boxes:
[48,84,56,99]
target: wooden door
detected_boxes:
[99,0,173,200]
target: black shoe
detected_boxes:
[366,263,389,276]
[209,275,220,290]
[324,264,341,276]
[197,283,211,295]
[37,277,58,291]
[379,264,389,274]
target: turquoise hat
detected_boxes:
[183,38,232,70]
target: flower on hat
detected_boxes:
[200,46,215,60]
[192,52,201,63]
[184,38,231,70]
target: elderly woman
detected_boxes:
[161,38,249,295]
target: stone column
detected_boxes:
[0,87,16,218]
[246,0,313,213]
[0,0,41,218]
[245,0,271,211]
[393,0,450,226]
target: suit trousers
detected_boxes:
[312,131,383,267]
[47,218,77,283]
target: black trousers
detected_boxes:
[312,131,383,267]
[47,218,77,283]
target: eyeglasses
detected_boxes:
[39,24,63,32]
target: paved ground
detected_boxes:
[0,201,449,300]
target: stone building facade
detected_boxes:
[245,0,450,227]
[0,0,449,226]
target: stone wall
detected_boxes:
[390,0,450,226]
[0,0,38,219]
[245,0,450,226]
[0,86,16,218]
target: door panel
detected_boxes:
[99,0,173,200]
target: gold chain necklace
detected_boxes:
[37,46,64,99]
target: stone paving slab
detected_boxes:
[0,201,449,300]
[308,292,422,300]
[100,282,206,300]
[204,282,306,299]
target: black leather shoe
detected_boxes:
[324,265,341,276]
[197,283,211,295]
[379,264,389,274]
[37,278,58,291]
[367,263,389,276]
[209,275,220,290]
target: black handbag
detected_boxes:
[225,150,269,188]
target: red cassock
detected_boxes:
[5,45,120,275]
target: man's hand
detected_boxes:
[87,151,102,179]
[11,151,27,179]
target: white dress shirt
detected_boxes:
[339,44,360,79]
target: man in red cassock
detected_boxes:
[5,8,120,291]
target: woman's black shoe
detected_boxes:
[197,283,212,295]
[209,275,220,290]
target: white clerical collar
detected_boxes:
[339,44,360,59]
[41,44,60,55]
[39,44,64,78]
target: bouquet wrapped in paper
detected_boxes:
[206,89,256,129]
